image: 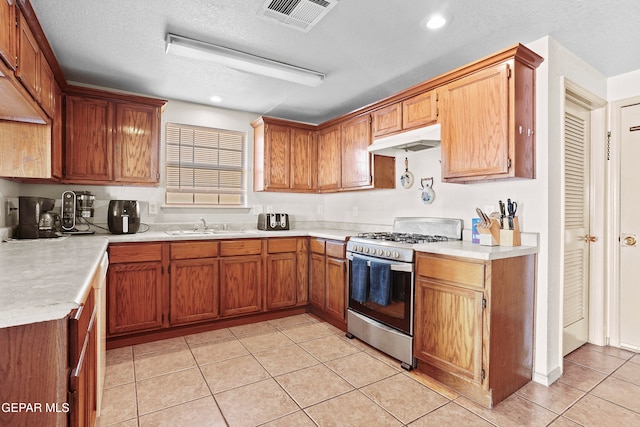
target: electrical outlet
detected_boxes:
[266,205,274,213]
[148,202,158,215]
[317,205,324,215]
[352,207,359,217]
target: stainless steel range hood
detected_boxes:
[368,123,441,153]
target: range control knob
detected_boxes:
[385,250,391,257]
[377,249,383,256]
[356,246,362,252]
[393,251,400,259]
[363,247,369,254]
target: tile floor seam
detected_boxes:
[190,345,231,427]
[448,401,501,427]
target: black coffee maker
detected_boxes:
[17,196,62,239]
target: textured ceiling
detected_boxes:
[30,0,640,124]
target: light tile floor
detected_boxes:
[97,314,640,426]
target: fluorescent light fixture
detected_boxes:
[165,33,325,87]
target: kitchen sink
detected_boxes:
[164,229,246,236]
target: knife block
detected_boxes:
[500,216,521,247]
[477,218,500,246]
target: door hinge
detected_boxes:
[156,172,160,180]
[369,175,373,184]
[168,265,171,274]
[507,158,512,169]
[161,266,164,275]
[607,131,611,160]
[481,368,486,381]
[67,390,76,410]
[482,298,487,309]
[507,67,512,78]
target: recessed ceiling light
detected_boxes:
[210,96,223,103]
[423,13,451,30]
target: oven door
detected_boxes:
[346,252,414,335]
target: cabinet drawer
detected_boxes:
[171,241,219,260]
[69,287,95,367]
[220,239,262,256]
[267,238,297,254]
[310,238,325,254]
[326,241,345,258]
[416,255,485,288]
[109,243,163,263]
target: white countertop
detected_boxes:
[0,236,108,328]
[0,227,538,329]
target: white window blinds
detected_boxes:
[165,123,246,206]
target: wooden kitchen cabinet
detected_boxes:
[15,9,39,101]
[64,85,165,185]
[51,81,63,178]
[308,238,347,328]
[252,116,316,192]
[317,124,341,191]
[39,52,54,117]
[266,238,299,310]
[0,0,17,70]
[219,239,263,317]
[169,241,219,326]
[341,115,372,189]
[439,45,542,183]
[69,288,97,427]
[414,252,536,408]
[107,243,165,336]
[372,89,438,138]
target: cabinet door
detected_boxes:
[414,279,484,385]
[440,63,510,180]
[266,252,297,309]
[220,255,262,317]
[114,102,159,184]
[372,103,402,137]
[325,256,347,321]
[16,11,39,101]
[0,0,16,70]
[170,258,219,325]
[69,309,97,427]
[309,252,325,309]
[39,55,54,117]
[402,90,437,130]
[264,123,291,190]
[65,96,113,181]
[51,82,63,178]
[290,128,315,191]
[107,262,163,335]
[317,125,341,191]
[341,115,372,189]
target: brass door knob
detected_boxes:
[583,234,597,243]
[624,235,637,246]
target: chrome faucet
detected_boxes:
[195,217,208,231]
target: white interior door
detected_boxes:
[619,103,640,351]
[563,99,592,356]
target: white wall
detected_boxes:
[608,69,640,101]
[0,179,20,229]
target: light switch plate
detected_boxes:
[148,202,158,215]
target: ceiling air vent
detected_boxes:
[257,0,338,32]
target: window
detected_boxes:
[165,122,246,206]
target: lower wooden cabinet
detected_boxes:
[308,238,347,327]
[414,252,535,408]
[107,243,164,336]
[220,255,263,317]
[170,258,219,325]
[266,237,308,310]
[69,288,97,427]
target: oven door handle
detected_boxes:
[347,253,414,273]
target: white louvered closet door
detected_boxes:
[563,99,591,356]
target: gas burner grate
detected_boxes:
[356,232,450,244]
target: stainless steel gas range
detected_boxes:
[345,217,463,370]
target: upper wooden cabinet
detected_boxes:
[317,124,341,191]
[439,46,542,183]
[252,116,316,192]
[0,0,17,70]
[372,89,438,138]
[341,115,372,189]
[38,52,54,116]
[64,86,166,185]
[15,9,39,101]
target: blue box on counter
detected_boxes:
[472,218,480,244]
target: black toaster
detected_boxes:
[257,213,289,231]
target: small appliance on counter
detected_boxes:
[257,213,289,231]
[61,190,96,234]
[17,196,63,239]
[107,200,140,234]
